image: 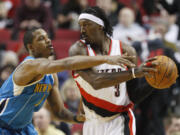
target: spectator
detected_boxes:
[148,13,179,51]
[71,124,83,135]
[43,0,61,19]
[1,50,19,67]
[57,71,69,89]
[113,7,146,45]
[33,107,65,135]
[57,0,88,29]
[53,121,71,135]
[0,0,13,28]
[0,64,15,86]
[96,0,124,26]
[159,0,180,42]
[60,78,81,114]
[11,0,54,40]
[166,116,180,135]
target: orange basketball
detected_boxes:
[145,55,178,89]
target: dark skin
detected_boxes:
[13,28,137,123]
[69,19,157,90]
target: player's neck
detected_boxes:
[100,36,111,55]
[91,36,111,55]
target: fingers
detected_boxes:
[144,72,153,78]
[119,59,136,68]
[144,61,158,67]
[76,115,86,122]
[142,67,157,72]
[122,55,136,60]
[146,57,157,62]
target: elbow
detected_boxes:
[85,80,99,90]
[89,79,104,90]
[92,84,102,90]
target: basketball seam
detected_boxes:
[163,61,177,88]
[160,59,173,87]
[153,65,157,86]
[158,57,169,88]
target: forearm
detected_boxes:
[54,107,75,123]
[39,56,108,74]
[47,96,76,123]
[59,56,108,70]
[47,82,82,124]
[79,70,134,89]
[127,79,154,104]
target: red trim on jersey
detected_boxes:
[119,40,128,71]
[119,40,123,55]
[75,81,134,113]
[72,71,79,78]
[79,40,90,56]
[86,39,112,56]
[92,49,96,56]
[128,110,134,135]
[108,39,112,55]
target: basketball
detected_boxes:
[145,55,178,89]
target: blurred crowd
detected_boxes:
[0,0,180,135]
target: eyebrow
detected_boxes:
[36,33,48,40]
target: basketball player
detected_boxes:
[69,7,157,135]
[0,28,136,135]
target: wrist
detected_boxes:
[104,56,110,63]
[73,115,83,123]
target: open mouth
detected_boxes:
[81,33,88,40]
[47,44,54,49]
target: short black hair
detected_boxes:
[81,6,113,36]
[23,27,39,51]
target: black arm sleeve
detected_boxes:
[127,78,154,104]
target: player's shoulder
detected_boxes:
[69,40,88,56]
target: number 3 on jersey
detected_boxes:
[114,84,120,97]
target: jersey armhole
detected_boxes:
[119,40,123,55]
[79,40,90,56]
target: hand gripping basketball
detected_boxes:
[145,55,178,89]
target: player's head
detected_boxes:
[78,6,112,44]
[23,28,54,58]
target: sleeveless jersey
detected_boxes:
[0,56,54,129]
[73,39,134,121]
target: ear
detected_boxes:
[27,44,34,52]
[98,25,103,30]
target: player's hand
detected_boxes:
[106,55,136,68]
[74,114,86,123]
[134,57,158,78]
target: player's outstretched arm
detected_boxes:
[47,74,85,123]
[76,58,157,89]
[14,43,135,86]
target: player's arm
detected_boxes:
[14,51,134,86]
[47,74,85,123]
[122,43,155,104]
[121,42,138,66]
[78,98,85,114]
[69,41,157,90]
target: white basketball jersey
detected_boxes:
[73,39,133,121]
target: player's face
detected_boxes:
[79,19,101,44]
[31,29,54,58]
